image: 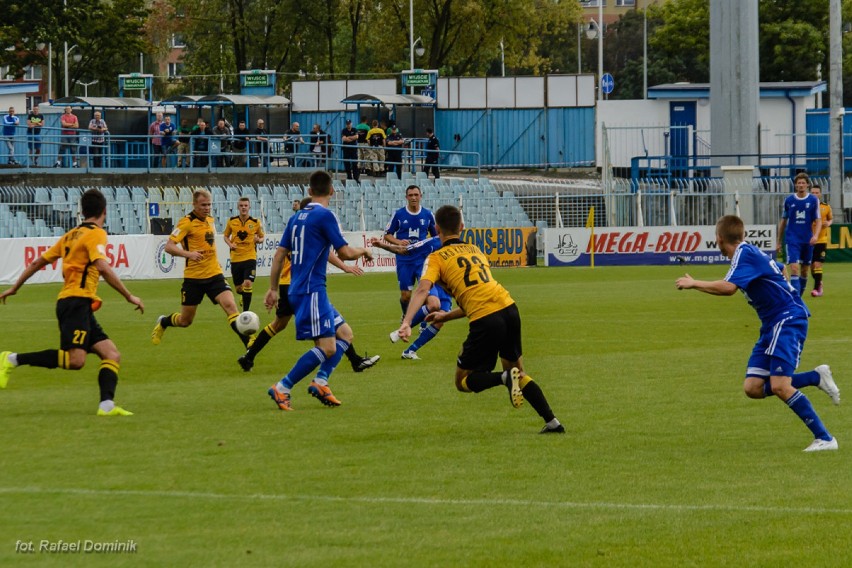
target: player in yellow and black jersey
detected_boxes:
[237,197,380,374]
[223,196,264,310]
[397,204,564,434]
[151,188,251,347]
[0,189,144,416]
[809,184,833,297]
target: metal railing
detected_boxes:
[0,125,482,178]
[5,177,847,240]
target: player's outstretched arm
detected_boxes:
[0,256,50,303]
[336,244,373,262]
[93,258,144,313]
[369,237,408,255]
[327,252,364,275]
[675,273,737,296]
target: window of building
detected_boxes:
[168,62,184,78]
[616,0,636,6]
[171,34,186,48]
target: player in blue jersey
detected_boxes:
[384,185,437,317]
[371,236,452,360]
[264,171,373,411]
[677,215,839,452]
[777,172,822,296]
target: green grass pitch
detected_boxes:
[1,265,850,566]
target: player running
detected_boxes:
[223,196,264,311]
[266,171,373,410]
[238,198,380,374]
[0,189,144,416]
[396,205,564,434]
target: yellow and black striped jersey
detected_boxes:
[170,212,223,279]
[421,238,513,322]
[224,215,264,262]
[815,202,832,244]
[41,222,108,301]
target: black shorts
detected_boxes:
[56,297,109,351]
[276,285,294,318]
[231,259,257,287]
[457,304,522,372]
[812,243,827,263]
[182,275,232,306]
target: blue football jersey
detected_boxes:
[782,193,820,244]
[279,202,347,294]
[724,242,810,325]
[385,206,437,264]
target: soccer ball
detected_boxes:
[236,311,260,335]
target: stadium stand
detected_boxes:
[0,180,536,238]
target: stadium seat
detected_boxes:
[99,186,115,201]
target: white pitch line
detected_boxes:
[0,487,851,516]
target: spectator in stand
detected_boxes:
[88,111,108,168]
[284,121,304,167]
[2,107,20,165]
[355,115,370,174]
[341,118,360,182]
[424,127,441,179]
[191,117,212,168]
[148,112,164,168]
[159,115,177,167]
[253,119,269,167]
[366,119,386,176]
[212,118,232,168]
[385,125,405,179]
[231,120,250,167]
[176,118,192,167]
[56,106,79,168]
[26,105,44,166]
[309,123,329,168]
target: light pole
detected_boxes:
[586,19,603,101]
[409,0,415,71]
[499,38,505,77]
[64,44,81,98]
[37,42,52,101]
[79,79,98,97]
[643,9,648,99]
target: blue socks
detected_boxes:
[279,347,326,389]
[786,390,831,441]
[410,305,430,328]
[316,339,349,381]
[798,276,807,296]
[409,324,440,353]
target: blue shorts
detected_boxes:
[745,316,808,379]
[785,242,813,266]
[289,290,344,340]
[431,284,452,311]
[396,261,422,291]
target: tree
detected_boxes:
[0,0,149,97]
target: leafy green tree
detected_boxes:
[0,0,148,97]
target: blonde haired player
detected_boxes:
[223,196,264,310]
[152,189,250,347]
